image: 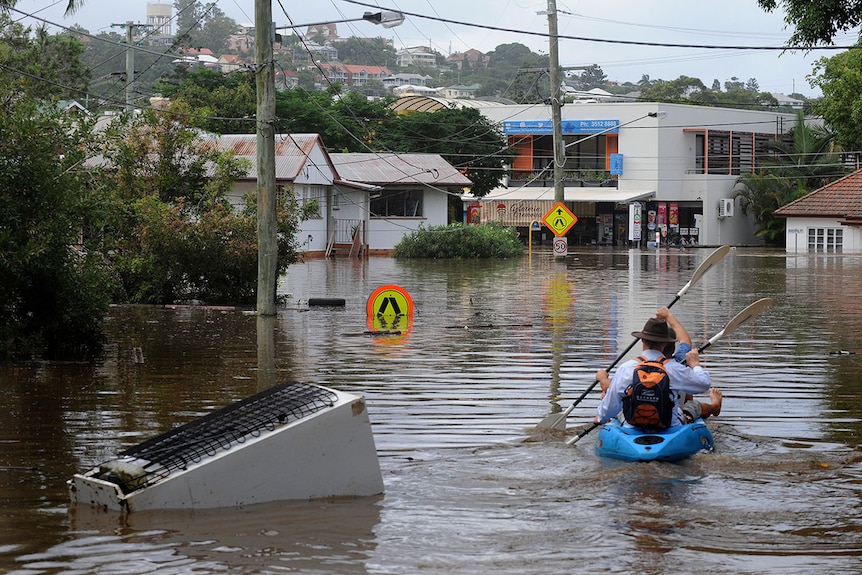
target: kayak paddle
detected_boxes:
[535,245,730,431]
[565,297,774,446]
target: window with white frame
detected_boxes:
[370,189,423,217]
[808,227,843,252]
[300,184,324,218]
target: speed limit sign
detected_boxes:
[553,236,568,256]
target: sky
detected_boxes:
[10,0,862,97]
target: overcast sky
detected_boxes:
[11,0,862,97]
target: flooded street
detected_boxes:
[2,247,862,574]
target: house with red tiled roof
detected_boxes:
[314,64,392,87]
[446,49,488,70]
[217,54,244,74]
[774,169,862,252]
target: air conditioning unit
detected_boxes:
[718,198,735,218]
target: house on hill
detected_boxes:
[217,54,244,74]
[173,47,218,68]
[774,169,862,253]
[383,73,434,88]
[446,49,488,69]
[438,84,481,99]
[314,64,392,87]
[304,23,339,41]
[396,46,437,68]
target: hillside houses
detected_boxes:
[395,46,437,68]
[314,64,393,87]
[446,49,488,69]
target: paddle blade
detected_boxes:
[676,245,730,299]
[536,411,568,431]
[724,297,773,334]
[702,297,774,350]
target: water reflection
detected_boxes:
[19,498,382,575]
[2,248,862,574]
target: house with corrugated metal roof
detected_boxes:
[207,134,470,257]
[774,169,862,253]
[330,153,471,256]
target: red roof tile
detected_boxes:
[774,169,862,219]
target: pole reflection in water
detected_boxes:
[257,314,277,392]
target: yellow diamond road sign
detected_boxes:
[542,202,578,236]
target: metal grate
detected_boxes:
[116,382,338,489]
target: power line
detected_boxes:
[341,0,861,51]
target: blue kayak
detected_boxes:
[594,418,714,462]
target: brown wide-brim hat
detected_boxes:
[631,317,677,343]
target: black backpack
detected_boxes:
[622,355,674,429]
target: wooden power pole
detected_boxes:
[254,1,277,316]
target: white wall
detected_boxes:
[366,188,449,251]
[784,216,862,253]
[478,102,798,246]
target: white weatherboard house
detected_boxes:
[392,97,802,247]
[329,152,471,255]
[209,134,470,257]
[774,169,862,253]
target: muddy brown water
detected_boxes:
[1,247,861,574]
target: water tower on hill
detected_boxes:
[146,2,172,36]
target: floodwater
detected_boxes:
[2,247,862,575]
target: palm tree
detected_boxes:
[732,172,796,244]
[733,110,845,245]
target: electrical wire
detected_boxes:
[341,0,861,51]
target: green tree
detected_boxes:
[486,43,547,80]
[157,67,256,134]
[810,46,862,152]
[579,65,608,90]
[640,76,706,102]
[0,14,89,101]
[724,77,746,91]
[0,87,114,360]
[331,37,396,67]
[173,0,238,53]
[745,78,761,92]
[382,107,516,197]
[95,106,311,305]
[757,0,862,46]
[732,172,795,244]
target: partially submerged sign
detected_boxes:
[366,284,414,333]
[68,383,384,512]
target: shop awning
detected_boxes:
[462,187,656,227]
[471,186,655,203]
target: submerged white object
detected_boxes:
[69,382,384,513]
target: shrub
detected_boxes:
[394,223,524,259]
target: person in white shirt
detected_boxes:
[594,316,711,428]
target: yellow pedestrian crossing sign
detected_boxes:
[367,284,414,333]
[542,202,578,236]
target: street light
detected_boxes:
[255,8,405,317]
[276,11,406,31]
